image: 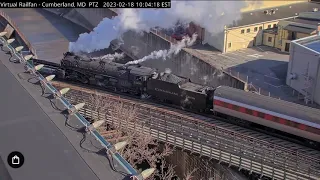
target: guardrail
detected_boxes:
[54,82,320,180]
[0,17,143,178]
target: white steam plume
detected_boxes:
[69,1,246,53]
[92,52,125,61]
[69,9,145,53]
[125,34,197,65]
[164,68,172,74]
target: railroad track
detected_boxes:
[51,81,320,180]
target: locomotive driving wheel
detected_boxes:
[77,73,89,84]
[65,70,89,84]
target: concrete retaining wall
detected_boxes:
[0,10,36,57]
[121,30,245,89]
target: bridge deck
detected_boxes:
[0,23,126,180]
[0,8,87,63]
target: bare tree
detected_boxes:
[83,91,195,180]
[88,91,111,122]
[182,168,197,180]
[107,99,137,130]
[156,159,176,180]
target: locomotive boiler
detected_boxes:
[31,52,320,149]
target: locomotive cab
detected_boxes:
[205,87,215,112]
[126,64,157,95]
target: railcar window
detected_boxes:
[289,121,298,128]
[233,105,240,111]
[257,112,264,118]
[272,116,279,123]
[245,109,253,115]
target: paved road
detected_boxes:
[0,49,127,179]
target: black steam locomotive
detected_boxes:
[31,52,320,148]
[33,52,215,112]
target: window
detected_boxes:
[241,29,245,34]
[247,28,250,33]
[268,25,271,29]
[257,112,265,118]
[273,24,277,28]
[228,42,232,48]
[268,37,272,42]
[259,26,263,30]
[254,27,258,32]
[272,116,279,122]
[245,109,253,115]
[233,105,240,111]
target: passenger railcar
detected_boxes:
[30,52,320,147]
[213,86,320,143]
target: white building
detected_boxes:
[287,27,320,104]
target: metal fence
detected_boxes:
[55,82,320,180]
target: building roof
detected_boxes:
[293,35,320,53]
[284,24,316,34]
[264,27,278,34]
[291,17,320,26]
[305,39,320,52]
[228,2,320,28]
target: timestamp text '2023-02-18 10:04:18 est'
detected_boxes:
[0,0,171,8]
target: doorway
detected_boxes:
[285,42,290,52]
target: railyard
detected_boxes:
[0,6,319,180]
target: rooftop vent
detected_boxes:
[313,8,318,12]
[264,9,276,15]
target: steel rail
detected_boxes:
[53,81,320,180]
[52,81,320,157]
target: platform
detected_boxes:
[0,29,127,180]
